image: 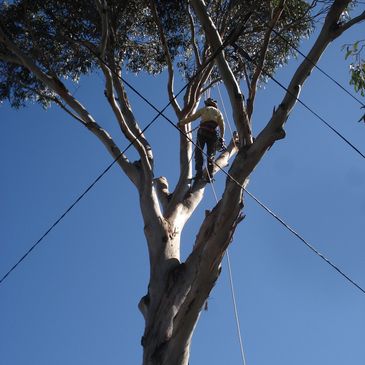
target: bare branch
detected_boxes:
[171,59,215,207]
[187,3,202,67]
[167,133,240,226]
[95,0,109,59]
[213,134,239,173]
[247,0,285,119]
[200,76,222,94]
[0,22,140,186]
[150,0,181,116]
[243,0,358,180]
[111,68,154,162]
[101,61,153,185]
[171,48,220,211]
[191,0,253,148]
[337,10,365,35]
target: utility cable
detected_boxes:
[207,170,248,365]
[233,44,365,160]
[0,27,239,285]
[226,250,247,365]
[0,118,158,285]
[268,24,365,108]
[216,84,365,294]
[86,13,365,162]
[118,76,365,296]
[217,84,238,148]
[3,19,364,297]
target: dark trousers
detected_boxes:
[195,128,218,176]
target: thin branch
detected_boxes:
[247,0,285,119]
[111,66,154,162]
[191,0,253,147]
[187,3,202,67]
[254,0,356,152]
[95,0,109,59]
[100,60,153,184]
[150,0,181,116]
[53,95,139,184]
[173,55,215,203]
[0,22,140,186]
[200,76,222,94]
[337,10,365,35]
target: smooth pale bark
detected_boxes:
[1,2,364,365]
[139,2,364,365]
[191,0,253,147]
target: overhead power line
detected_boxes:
[0,118,157,285]
[2,18,364,298]
[208,172,248,365]
[105,64,365,295]
[233,44,365,160]
[269,24,365,108]
[0,26,242,285]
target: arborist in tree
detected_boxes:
[178,98,226,182]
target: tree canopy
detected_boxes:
[1,1,364,365]
[0,0,314,109]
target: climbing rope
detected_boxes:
[206,167,248,365]
[205,89,248,365]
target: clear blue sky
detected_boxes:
[1,15,365,365]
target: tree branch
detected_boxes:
[247,0,286,119]
[171,64,214,208]
[95,0,109,60]
[150,0,181,116]
[200,75,222,94]
[154,176,171,213]
[0,22,140,186]
[187,3,202,67]
[179,1,363,317]
[101,61,153,185]
[191,0,253,148]
[336,10,365,36]
[111,68,154,162]
[260,0,356,140]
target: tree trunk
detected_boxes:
[138,182,244,365]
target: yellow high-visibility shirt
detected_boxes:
[179,106,225,138]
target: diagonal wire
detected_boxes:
[2,16,364,297]
[207,169,248,365]
[268,24,365,108]
[92,28,365,295]
[0,117,157,285]
[0,26,241,285]
[233,44,365,160]
[226,250,247,365]
[118,72,365,296]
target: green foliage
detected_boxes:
[350,63,365,97]
[0,0,314,109]
[343,41,365,97]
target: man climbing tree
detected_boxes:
[178,97,225,182]
[0,1,364,364]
